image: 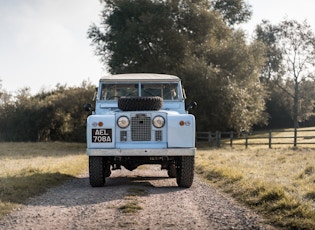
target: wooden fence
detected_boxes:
[196,129,315,148]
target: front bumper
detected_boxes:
[87,148,196,156]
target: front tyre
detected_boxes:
[167,164,177,178]
[89,156,105,187]
[176,156,194,188]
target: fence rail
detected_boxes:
[196,129,315,148]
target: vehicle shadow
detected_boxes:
[106,174,183,192]
[0,170,188,208]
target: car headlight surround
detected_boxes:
[152,115,165,128]
[117,116,130,128]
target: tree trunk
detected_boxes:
[293,78,299,147]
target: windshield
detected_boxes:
[141,83,179,100]
[101,84,137,100]
[100,83,179,101]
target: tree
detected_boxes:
[88,0,187,73]
[255,20,283,82]
[256,20,315,146]
[211,0,252,26]
[0,79,12,105]
[88,0,268,132]
[0,81,95,142]
[33,82,95,142]
[180,30,267,132]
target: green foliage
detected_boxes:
[89,0,187,73]
[89,0,268,132]
[180,30,268,131]
[0,81,95,142]
[211,0,252,26]
[265,82,292,128]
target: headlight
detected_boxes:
[152,116,165,128]
[117,116,130,128]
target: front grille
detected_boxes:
[131,114,151,141]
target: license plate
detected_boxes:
[92,129,112,143]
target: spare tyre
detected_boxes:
[118,96,163,111]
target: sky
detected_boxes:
[242,0,315,39]
[0,0,104,95]
[1,0,315,95]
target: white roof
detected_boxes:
[100,73,180,82]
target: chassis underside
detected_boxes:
[89,155,194,188]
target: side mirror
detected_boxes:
[187,101,197,111]
[84,103,93,112]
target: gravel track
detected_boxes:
[0,166,276,230]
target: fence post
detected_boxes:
[208,132,212,146]
[230,131,233,147]
[216,131,221,148]
[245,133,248,149]
[269,130,272,149]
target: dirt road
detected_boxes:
[0,166,276,229]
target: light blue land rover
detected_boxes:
[84,73,196,187]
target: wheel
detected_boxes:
[118,96,163,111]
[103,157,111,177]
[104,162,111,177]
[176,156,194,188]
[167,164,177,178]
[89,156,105,187]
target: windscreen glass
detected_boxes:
[141,83,179,100]
[100,83,180,100]
[101,84,138,100]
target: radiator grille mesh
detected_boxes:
[131,114,151,141]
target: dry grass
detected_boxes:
[118,187,148,213]
[195,142,315,229]
[0,142,87,218]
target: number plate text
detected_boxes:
[92,129,112,143]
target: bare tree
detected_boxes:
[276,20,315,146]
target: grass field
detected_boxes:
[0,142,87,218]
[195,143,315,229]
